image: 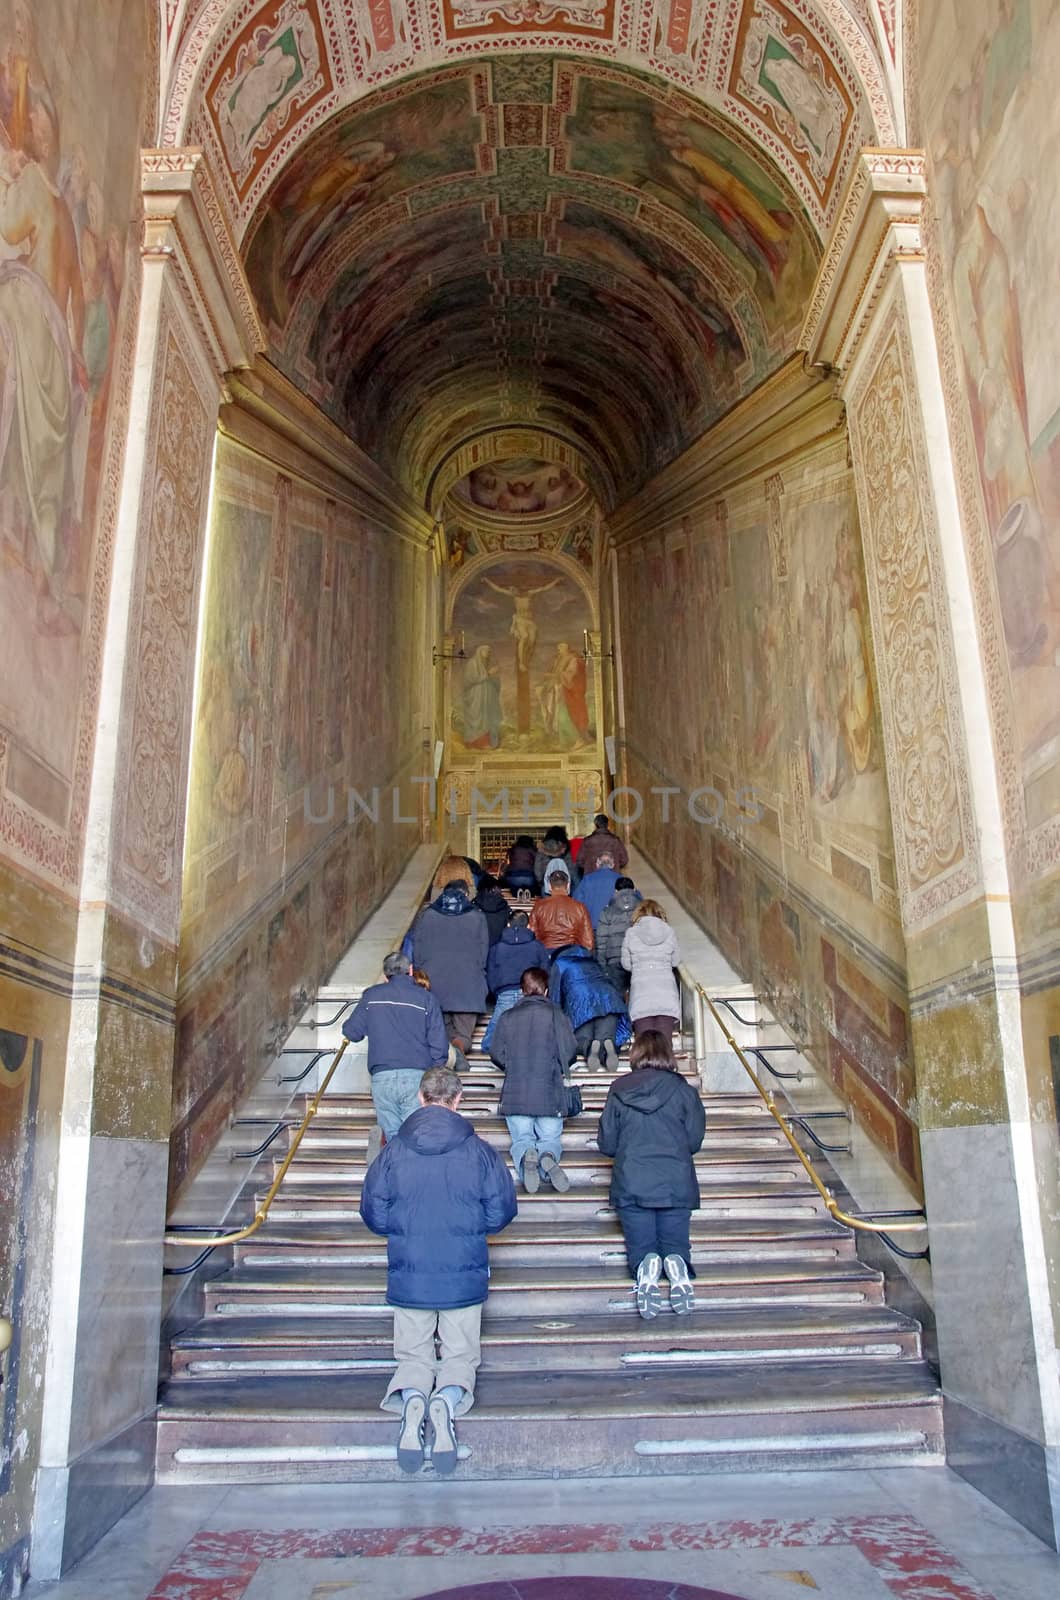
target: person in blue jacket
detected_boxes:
[360,1066,517,1475]
[482,909,550,1051]
[549,942,631,1072]
[410,878,490,1068]
[342,953,450,1158]
[574,850,622,931]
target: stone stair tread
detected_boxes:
[175,1303,919,1349]
[158,1358,939,1422]
[235,1216,852,1248]
[208,1259,881,1292]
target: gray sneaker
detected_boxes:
[396,1391,427,1473]
[664,1254,695,1315]
[539,1152,570,1192]
[635,1252,663,1319]
[522,1147,540,1194]
[601,1038,620,1072]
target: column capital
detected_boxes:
[141,148,263,381]
[801,149,928,374]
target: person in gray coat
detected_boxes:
[594,878,642,993]
[411,880,490,1066]
[622,899,681,1036]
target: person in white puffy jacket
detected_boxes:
[621,900,681,1037]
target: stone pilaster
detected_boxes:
[32,153,262,1577]
[804,150,1060,1546]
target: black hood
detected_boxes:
[398,1104,474,1155]
[611,1067,684,1114]
[476,889,508,911]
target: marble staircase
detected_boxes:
[157,1010,942,1483]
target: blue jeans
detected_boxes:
[506,1115,563,1179]
[482,986,521,1052]
[370,1069,424,1137]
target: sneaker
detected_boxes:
[427,1394,459,1475]
[664,1254,695,1315]
[396,1391,427,1473]
[586,1040,602,1071]
[538,1152,570,1192]
[635,1252,663,1319]
[522,1147,540,1194]
[450,1043,470,1073]
[601,1038,620,1072]
[366,1124,384,1165]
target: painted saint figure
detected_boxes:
[462,644,502,749]
[541,641,591,750]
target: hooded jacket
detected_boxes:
[578,826,629,874]
[548,946,632,1045]
[342,972,449,1075]
[475,885,510,946]
[595,887,642,977]
[411,888,490,1012]
[486,924,550,994]
[489,993,578,1118]
[622,916,681,1022]
[360,1104,517,1309]
[529,884,594,952]
[597,1067,705,1209]
[534,836,577,887]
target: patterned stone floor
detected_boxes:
[22,1469,1060,1600]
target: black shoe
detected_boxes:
[664,1254,695,1315]
[427,1394,459,1475]
[396,1391,427,1473]
[539,1152,570,1192]
[636,1252,663,1319]
[522,1147,540,1194]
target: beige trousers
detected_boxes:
[381,1303,482,1415]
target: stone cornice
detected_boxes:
[141,148,263,378]
[222,360,434,547]
[800,148,928,373]
[607,357,843,541]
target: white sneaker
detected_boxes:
[636,1252,663,1319]
[664,1254,695,1315]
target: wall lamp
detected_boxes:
[583,628,614,662]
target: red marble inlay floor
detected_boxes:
[143,1514,1003,1600]
[415,1581,748,1599]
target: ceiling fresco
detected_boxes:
[161,1,899,237]
[237,56,821,498]
[451,456,588,514]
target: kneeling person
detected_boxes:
[490,967,578,1194]
[359,1067,517,1474]
[342,952,449,1158]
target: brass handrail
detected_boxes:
[163,1040,348,1250]
[682,970,926,1239]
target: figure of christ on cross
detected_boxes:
[483,574,561,734]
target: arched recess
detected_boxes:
[429,426,598,515]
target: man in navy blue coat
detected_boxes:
[360,1066,517,1475]
[342,952,449,1157]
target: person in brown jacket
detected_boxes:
[578,815,629,875]
[529,871,594,952]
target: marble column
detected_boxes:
[31,152,262,1577]
[803,151,1060,1546]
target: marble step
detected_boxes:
[234,1216,859,1270]
[292,1117,784,1151]
[203,1259,886,1319]
[272,1150,808,1187]
[263,1186,831,1223]
[155,1360,944,1483]
[169,1304,922,1378]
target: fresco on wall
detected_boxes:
[922,0,1060,834]
[244,76,481,327]
[564,75,817,332]
[0,0,143,826]
[451,559,594,752]
[452,457,586,514]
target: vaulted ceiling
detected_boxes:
[158,2,903,503]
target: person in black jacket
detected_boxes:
[360,1066,517,1474]
[597,1030,706,1319]
[474,873,510,946]
[489,967,578,1194]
